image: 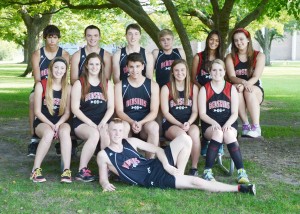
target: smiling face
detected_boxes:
[126,28,141,46]
[210,62,225,82]
[233,32,249,51]
[86,57,101,76]
[52,61,66,79]
[172,63,187,82]
[208,33,220,50]
[85,28,100,47]
[108,122,124,144]
[127,60,144,80]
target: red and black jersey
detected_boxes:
[233,51,262,88]
[39,47,63,80]
[78,48,105,77]
[195,51,211,86]
[122,78,151,121]
[119,47,147,81]
[203,81,233,126]
[154,48,182,88]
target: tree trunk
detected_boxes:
[19,9,52,77]
[22,40,28,64]
[255,28,272,66]
[162,0,193,70]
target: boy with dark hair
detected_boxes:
[28,25,69,156]
[114,53,159,158]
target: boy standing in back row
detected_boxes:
[112,23,154,83]
[28,25,69,156]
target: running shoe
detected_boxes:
[239,184,256,195]
[237,168,250,184]
[75,167,95,182]
[61,169,72,183]
[241,124,251,137]
[202,169,216,181]
[30,168,46,183]
[189,168,199,176]
[247,125,262,138]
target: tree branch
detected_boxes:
[61,0,117,10]
[185,8,214,29]
[2,0,47,6]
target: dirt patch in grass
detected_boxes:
[0,119,299,186]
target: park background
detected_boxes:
[0,0,299,213]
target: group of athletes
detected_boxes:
[27,23,265,195]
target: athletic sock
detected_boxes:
[227,141,244,169]
[205,139,222,169]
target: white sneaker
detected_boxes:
[241,124,251,137]
[247,125,261,138]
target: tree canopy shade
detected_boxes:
[0,0,298,75]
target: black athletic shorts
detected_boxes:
[144,146,176,189]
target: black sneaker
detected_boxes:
[239,184,256,195]
[55,142,61,156]
[75,167,95,182]
[27,141,38,157]
[189,168,199,176]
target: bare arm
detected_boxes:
[114,82,135,125]
[32,50,41,83]
[34,82,54,128]
[103,50,112,80]
[70,50,81,85]
[98,151,116,192]
[145,51,154,80]
[128,138,179,175]
[187,84,199,124]
[112,50,121,84]
[225,54,243,84]
[247,52,265,85]
[222,85,238,131]
[177,48,186,60]
[62,50,70,64]
[192,54,201,89]
[99,81,114,125]
[139,81,159,126]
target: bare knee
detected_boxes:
[223,130,237,144]
[144,121,159,137]
[58,123,71,137]
[177,134,192,150]
[211,130,223,142]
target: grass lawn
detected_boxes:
[0,63,299,213]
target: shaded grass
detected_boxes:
[1,63,300,213]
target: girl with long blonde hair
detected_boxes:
[31,57,72,183]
